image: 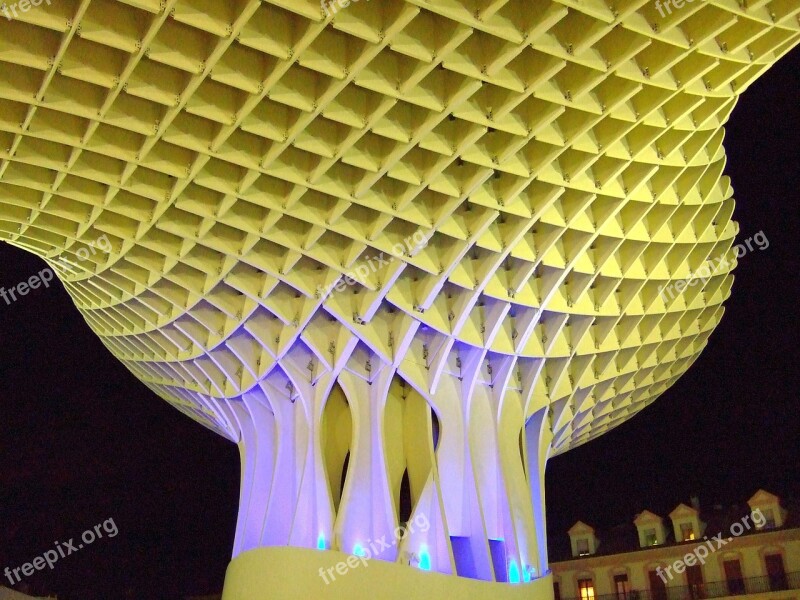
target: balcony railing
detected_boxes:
[564,571,800,600]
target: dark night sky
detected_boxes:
[1,49,798,600]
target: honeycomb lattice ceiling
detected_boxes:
[0,0,797,455]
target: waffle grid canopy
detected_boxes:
[1,0,797,582]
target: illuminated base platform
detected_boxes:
[221,547,553,600]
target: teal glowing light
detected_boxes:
[509,559,520,584]
[523,563,531,582]
[353,543,367,557]
[317,533,326,550]
[418,544,431,571]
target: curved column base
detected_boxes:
[222,547,553,600]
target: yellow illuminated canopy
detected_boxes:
[0,0,797,596]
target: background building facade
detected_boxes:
[552,491,800,600]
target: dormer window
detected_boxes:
[748,489,786,530]
[634,511,667,548]
[644,528,658,546]
[568,521,598,557]
[670,502,705,543]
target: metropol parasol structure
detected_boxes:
[0,0,797,598]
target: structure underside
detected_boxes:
[0,0,797,593]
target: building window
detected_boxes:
[765,554,787,591]
[614,573,630,600]
[577,538,590,556]
[724,559,745,595]
[644,528,658,545]
[579,578,596,600]
[762,509,776,529]
[687,564,705,599]
[554,581,561,600]
[680,522,696,541]
[649,570,667,600]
